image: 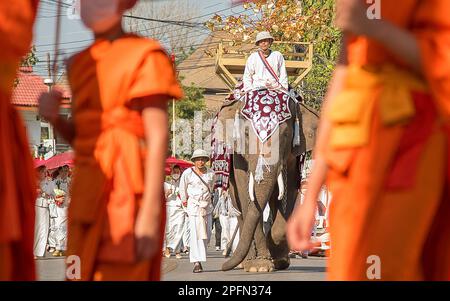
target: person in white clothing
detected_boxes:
[47,170,59,254]
[181,214,191,254]
[34,166,55,258]
[216,189,240,256]
[310,185,332,256]
[52,165,71,256]
[179,149,215,273]
[163,165,185,259]
[243,31,288,92]
[262,202,272,236]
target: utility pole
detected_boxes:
[47,52,52,80]
[44,53,55,158]
[44,53,54,91]
[171,52,177,157]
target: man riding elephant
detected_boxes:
[211,31,306,272]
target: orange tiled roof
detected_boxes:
[12,66,71,107]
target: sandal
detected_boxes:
[193,262,203,273]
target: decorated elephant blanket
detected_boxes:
[211,112,233,191]
[241,88,297,143]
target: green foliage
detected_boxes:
[15,46,39,87]
[299,0,341,111]
[169,78,206,121]
[168,78,206,157]
[21,46,39,67]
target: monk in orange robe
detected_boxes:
[287,0,450,280]
[39,0,183,280]
[0,0,39,281]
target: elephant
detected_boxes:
[211,88,315,273]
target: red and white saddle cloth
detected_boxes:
[241,89,293,143]
[211,112,232,191]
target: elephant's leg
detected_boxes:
[267,155,300,270]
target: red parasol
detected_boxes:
[166,156,194,169]
[45,151,74,170]
[34,158,46,168]
[165,167,171,175]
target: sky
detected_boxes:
[32,0,241,77]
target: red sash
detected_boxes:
[258,50,286,91]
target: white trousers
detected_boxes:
[34,206,49,257]
[189,214,212,263]
[165,206,187,252]
[182,216,191,249]
[219,215,239,252]
[48,203,58,248]
[54,206,68,250]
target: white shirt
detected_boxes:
[164,180,182,207]
[243,50,288,92]
[55,176,71,206]
[179,167,215,216]
[36,178,56,207]
[55,176,71,193]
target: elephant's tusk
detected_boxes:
[277,172,284,200]
[249,172,255,202]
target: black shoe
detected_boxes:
[193,262,203,273]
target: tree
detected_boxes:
[168,76,206,159]
[21,46,39,67]
[205,0,340,110]
[169,78,206,121]
[125,0,201,55]
[15,46,39,86]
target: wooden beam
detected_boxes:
[215,41,313,89]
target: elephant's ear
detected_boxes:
[298,102,319,153]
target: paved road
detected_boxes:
[35,252,66,281]
[162,248,326,281]
[36,248,327,281]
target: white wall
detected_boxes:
[19,110,41,148]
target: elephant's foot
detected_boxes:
[272,256,290,270]
[243,258,274,273]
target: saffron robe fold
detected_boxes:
[67,35,183,281]
[325,0,450,280]
[0,0,39,281]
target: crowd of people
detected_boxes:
[34,165,71,259]
[163,150,241,273]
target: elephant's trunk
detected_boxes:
[222,173,264,271]
[221,207,261,271]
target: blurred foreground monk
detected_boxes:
[39,0,183,280]
[0,0,39,281]
[287,0,450,280]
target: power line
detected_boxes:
[123,14,205,28]
[35,2,244,48]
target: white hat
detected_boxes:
[191,149,210,161]
[255,31,274,46]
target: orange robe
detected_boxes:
[325,0,450,280]
[0,0,39,281]
[66,35,183,281]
